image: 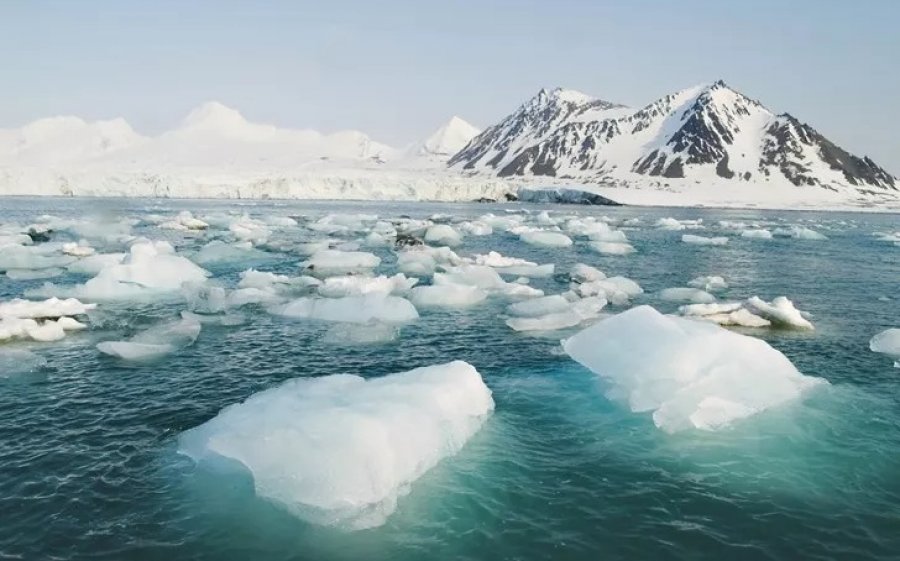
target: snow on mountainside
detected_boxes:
[419,116,481,157]
[450,81,898,196]
[100,101,397,168]
[0,116,145,165]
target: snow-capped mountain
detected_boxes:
[101,101,396,168]
[0,116,145,165]
[449,81,897,194]
[419,116,481,157]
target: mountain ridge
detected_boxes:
[449,80,897,194]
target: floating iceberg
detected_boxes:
[178,360,494,529]
[562,306,826,432]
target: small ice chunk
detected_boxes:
[775,226,828,240]
[97,316,202,361]
[0,297,96,319]
[741,229,773,240]
[272,294,419,324]
[562,306,826,432]
[679,302,771,328]
[659,287,716,304]
[589,241,635,255]
[506,296,606,332]
[62,242,96,257]
[424,225,463,247]
[458,221,492,236]
[303,250,381,277]
[655,217,690,230]
[520,231,573,248]
[177,361,494,529]
[570,263,606,283]
[745,296,814,330]
[318,274,417,298]
[681,234,728,246]
[409,284,487,309]
[870,328,900,365]
[506,295,572,317]
[687,275,728,291]
[194,241,275,266]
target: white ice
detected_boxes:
[519,230,573,248]
[423,224,463,247]
[869,328,900,366]
[177,360,494,529]
[562,306,826,432]
[409,284,487,309]
[681,234,728,246]
[272,294,419,324]
[659,287,716,304]
[302,250,381,277]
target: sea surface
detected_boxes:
[0,197,898,561]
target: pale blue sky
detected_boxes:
[2,0,898,171]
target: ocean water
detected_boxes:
[0,197,898,560]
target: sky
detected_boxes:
[2,0,898,172]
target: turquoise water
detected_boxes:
[0,198,898,560]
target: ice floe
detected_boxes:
[659,287,716,304]
[519,230,573,248]
[687,275,728,291]
[679,296,813,330]
[302,249,381,277]
[563,306,827,432]
[681,234,728,246]
[271,294,419,324]
[178,360,494,529]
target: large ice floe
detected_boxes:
[97,316,202,360]
[178,361,494,529]
[870,328,900,367]
[563,306,827,432]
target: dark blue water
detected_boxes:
[0,197,898,560]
